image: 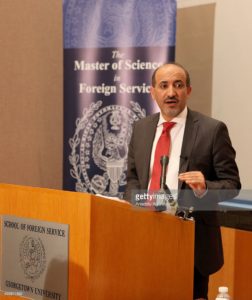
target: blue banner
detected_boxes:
[63,0,177,198]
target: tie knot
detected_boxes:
[162,122,176,134]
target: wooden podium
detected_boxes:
[0,183,194,300]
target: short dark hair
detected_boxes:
[151,62,191,87]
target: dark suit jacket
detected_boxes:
[124,108,241,276]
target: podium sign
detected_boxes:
[0,215,69,300]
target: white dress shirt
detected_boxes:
[148,107,188,199]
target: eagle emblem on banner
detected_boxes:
[69,100,145,198]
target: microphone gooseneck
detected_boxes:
[159,155,176,207]
[160,155,169,189]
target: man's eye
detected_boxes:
[159,82,168,89]
[174,81,185,89]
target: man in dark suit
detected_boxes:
[123,63,241,300]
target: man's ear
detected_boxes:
[150,86,156,101]
[187,86,192,95]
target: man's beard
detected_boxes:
[163,107,181,118]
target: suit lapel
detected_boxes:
[178,109,199,191]
[141,114,159,188]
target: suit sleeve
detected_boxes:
[205,121,241,198]
[123,123,141,202]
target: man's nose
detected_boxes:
[166,85,176,98]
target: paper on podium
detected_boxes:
[96,194,129,204]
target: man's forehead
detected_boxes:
[156,65,186,81]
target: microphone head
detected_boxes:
[160,155,169,165]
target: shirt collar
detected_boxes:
[158,106,188,127]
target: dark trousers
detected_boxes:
[193,268,209,299]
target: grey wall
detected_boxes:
[0,0,63,189]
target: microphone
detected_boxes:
[160,155,169,190]
[159,155,176,207]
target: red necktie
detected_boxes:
[149,122,176,192]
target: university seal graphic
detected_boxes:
[19,236,46,281]
[69,100,146,198]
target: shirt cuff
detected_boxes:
[193,187,208,198]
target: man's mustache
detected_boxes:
[164,97,178,102]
